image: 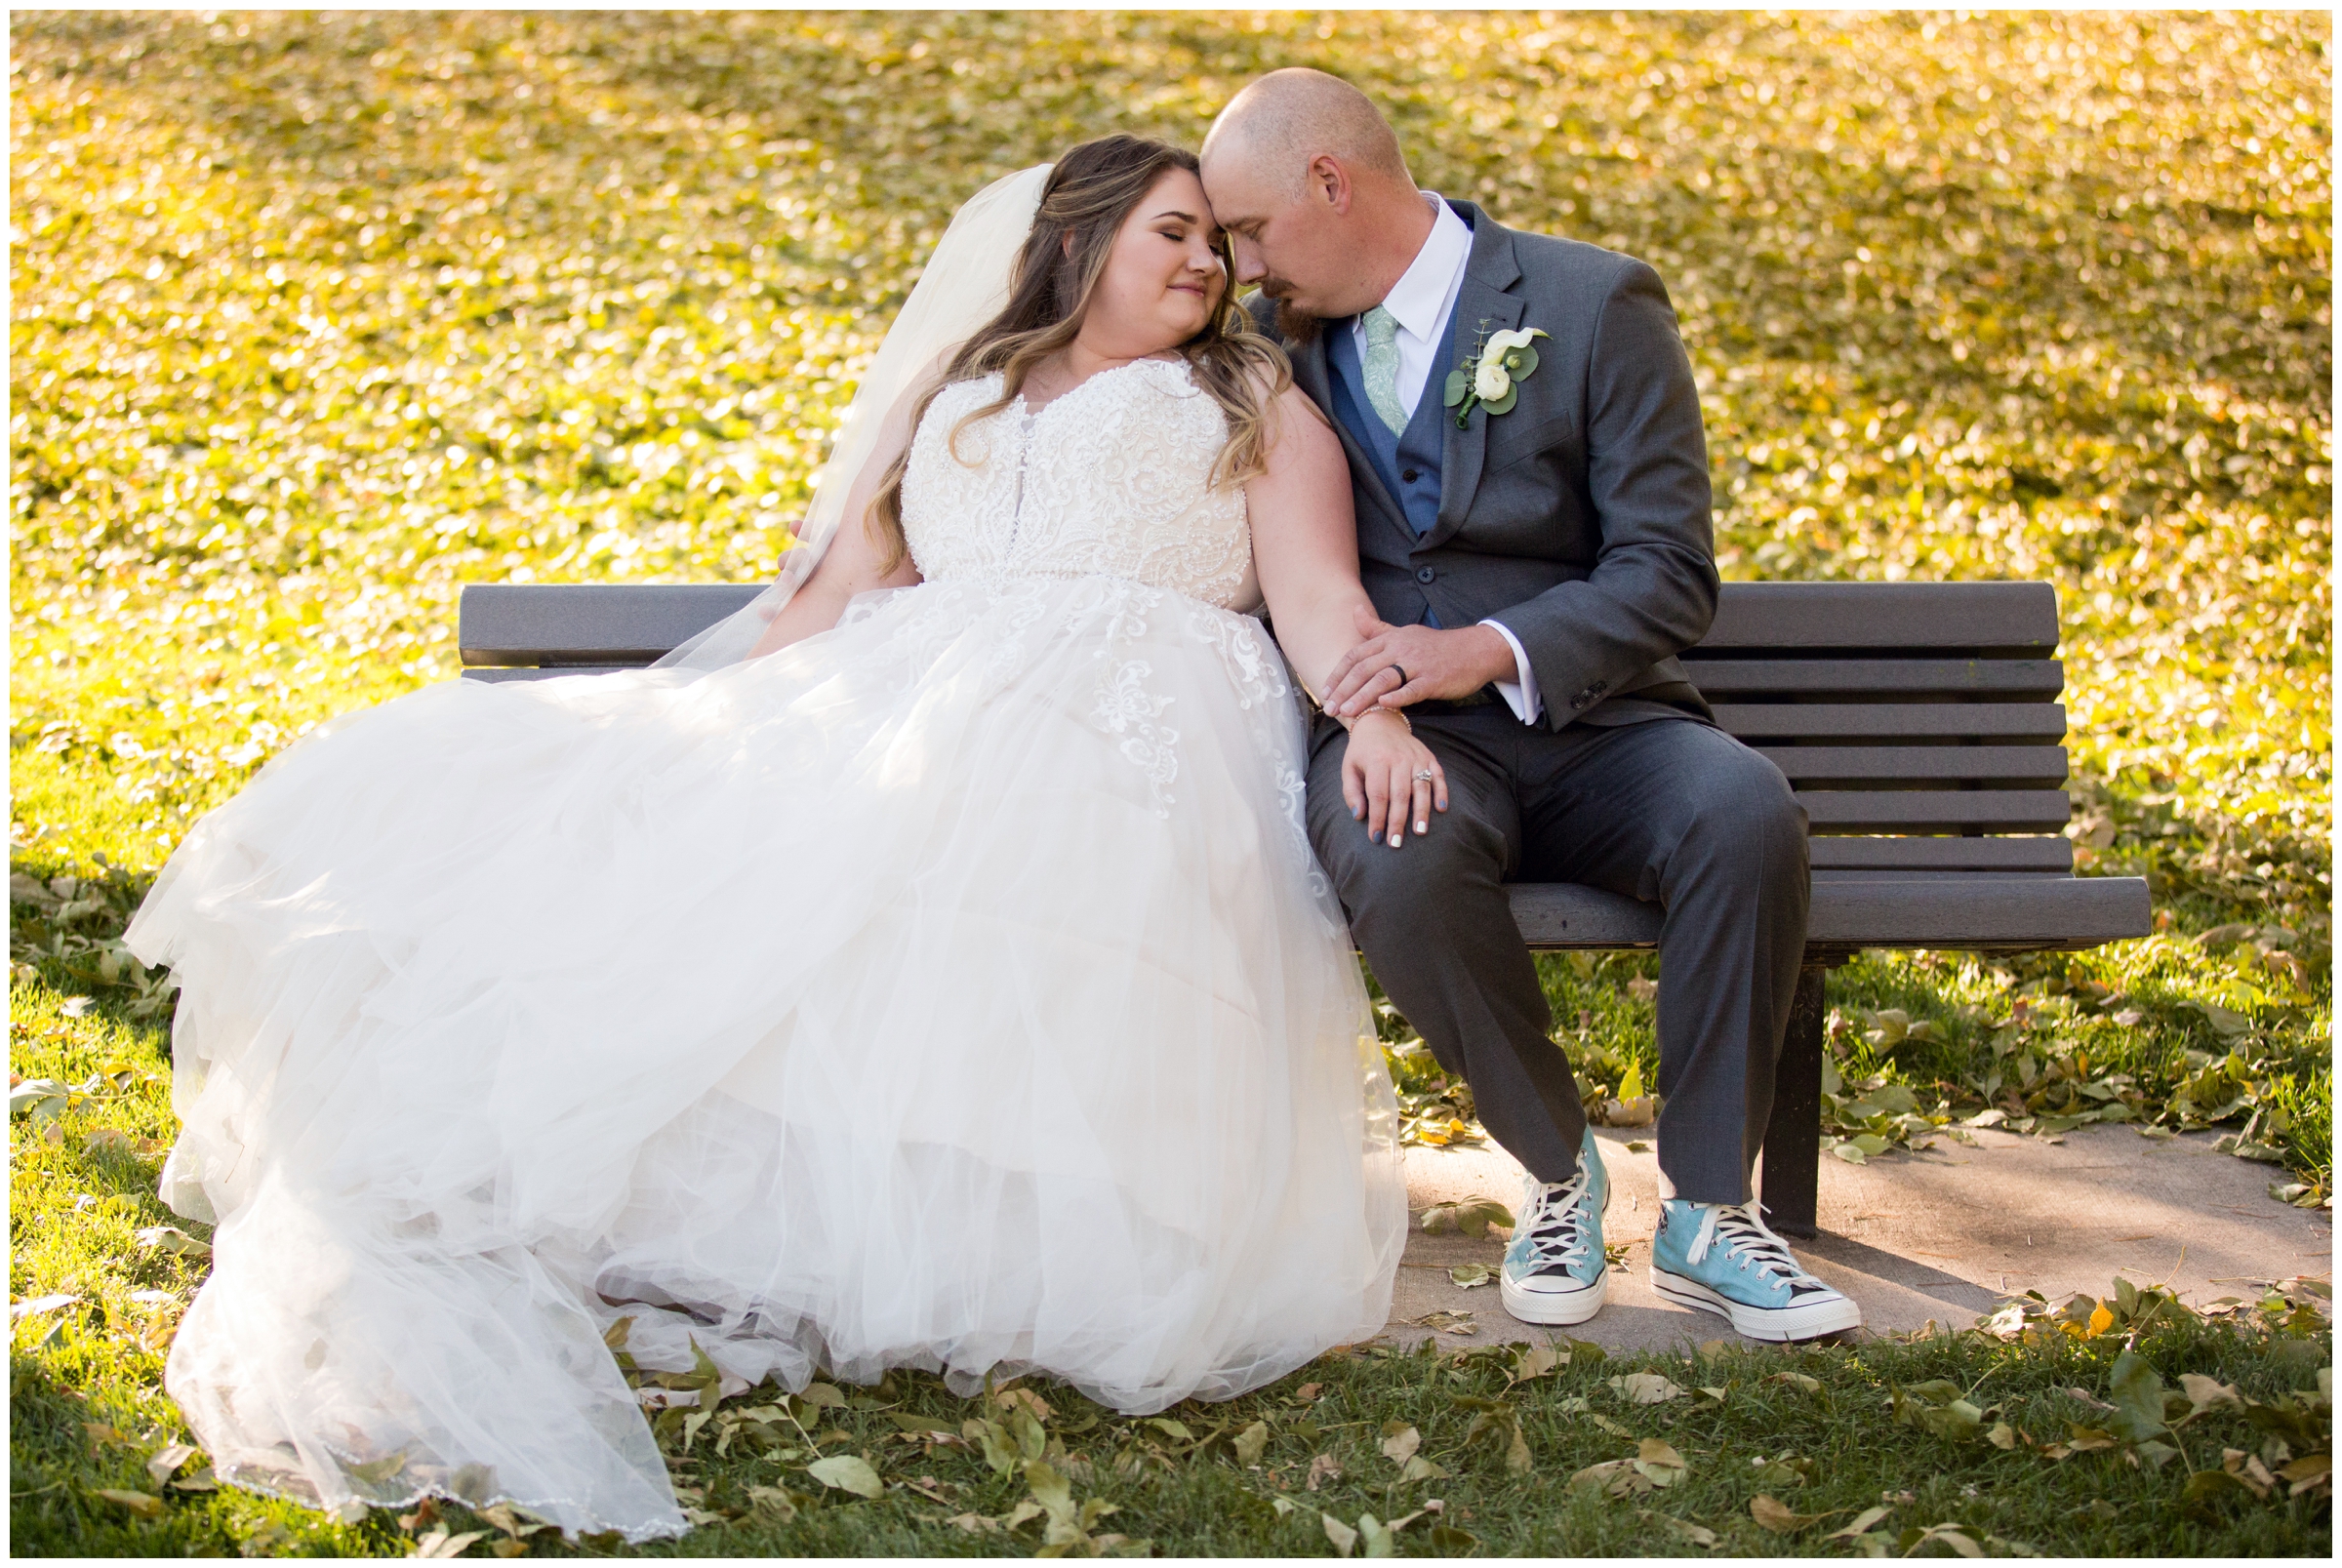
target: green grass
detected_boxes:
[10,968,2333,1559]
[8,9,2333,1557]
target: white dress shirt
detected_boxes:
[1353,194,1544,724]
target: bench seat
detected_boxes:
[458,578,2153,1235]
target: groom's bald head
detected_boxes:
[1199,69,1436,332]
[1200,68,1413,198]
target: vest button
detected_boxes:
[1416,567,1436,584]
[1401,467,1421,483]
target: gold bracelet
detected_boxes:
[1345,705,1412,736]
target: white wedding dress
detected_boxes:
[126,356,1407,1541]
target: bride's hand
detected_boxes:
[1341,709,1449,850]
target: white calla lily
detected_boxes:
[1483,326,1545,358]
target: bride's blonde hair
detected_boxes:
[867,135,1291,572]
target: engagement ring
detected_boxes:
[1413,770,1435,783]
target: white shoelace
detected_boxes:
[1683,1201,1826,1291]
[1517,1170,1595,1273]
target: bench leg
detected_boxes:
[1759,962,1829,1238]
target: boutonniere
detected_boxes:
[1443,324,1550,428]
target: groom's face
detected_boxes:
[1199,155,1365,334]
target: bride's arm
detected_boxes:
[747,381,930,657]
[1249,384,1450,848]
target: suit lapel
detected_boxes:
[1292,324,1411,554]
[1429,206,1526,547]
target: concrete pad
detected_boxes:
[1383,1124,2333,1351]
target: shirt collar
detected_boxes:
[1377,193,1474,342]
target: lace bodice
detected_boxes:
[899,358,1260,612]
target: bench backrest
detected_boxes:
[460,580,2073,876]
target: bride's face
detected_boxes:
[1078,168,1229,358]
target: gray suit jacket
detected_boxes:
[1249,200,1718,731]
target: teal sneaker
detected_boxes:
[1499,1129,1608,1326]
[1649,1199,1863,1342]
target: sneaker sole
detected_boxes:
[1499,1146,1615,1327]
[1501,1268,1608,1326]
[1648,1266,1864,1342]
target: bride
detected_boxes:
[126,135,1433,1541]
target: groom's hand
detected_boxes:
[1326,605,1518,717]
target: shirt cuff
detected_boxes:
[1479,620,1543,724]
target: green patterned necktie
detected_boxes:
[1359,304,1408,436]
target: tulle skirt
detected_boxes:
[126,572,1406,1541]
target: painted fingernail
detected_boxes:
[1415,820,1428,833]
[1389,830,1402,848]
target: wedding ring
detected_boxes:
[1387,663,1408,688]
[1413,770,1435,783]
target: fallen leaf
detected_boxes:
[1614,1372,1685,1404]
[133,1226,211,1259]
[2179,1374,2243,1412]
[1232,1420,1270,1467]
[1447,1264,1495,1289]
[1428,1523,1479,1553]
[1632,1438,1687,1488]
[1902,1522,1985,1557]
[806,1455,882,1499]
[1379,1424,1422,1466]
[1510,1342,1562,1384]
[1410,1309,1477,1336]
[1642,1509,1718,1548]
[1357,1512,1393,1558]
[1306,1452,1343,1491]
[343,1450,409,1485]
[1750,1494,1826,1533]
[97,1488,164,1518]
[1566,1458,1647,1498]
[11,1293,81,1321]
[946,1511,1002,1535]
[993,1386,1052,1423]
[145,1443,197,1487]
[1398,1454,1449,1484]
[415,1528,491,1558]
[1321,1511,1359,1556]
[1825,1505,1894,1541]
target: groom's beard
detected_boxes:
[1256,279,1324,345]
[1274,300,1325,345]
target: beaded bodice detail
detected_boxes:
[899,359,1260,612]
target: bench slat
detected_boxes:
[1683,658,2065,699]
[1756,745,2067,786]
[462,666,637,683]
[460,583,2069,668]
[1799,789,2071,833]
[1510,873,2147,950]
[1714,703,2067,741]
[1697,581,2059,653]
[1808,836,2074,872]
[460,583,762,666]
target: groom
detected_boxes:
[1201,70,1860,1342]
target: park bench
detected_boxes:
[458,579,2153,1236]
